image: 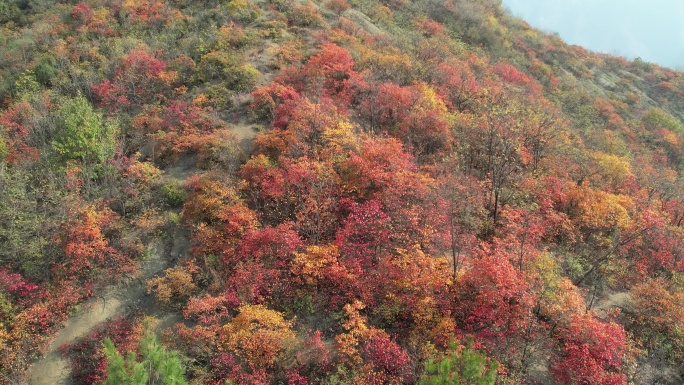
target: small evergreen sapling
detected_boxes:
[104,323,187,385]
[421,338,498,385]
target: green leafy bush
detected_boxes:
[160,181,187,208]
[34,56,59,86]
[225,63,261,92]
[53,94,118,165]
[225,0,263,23]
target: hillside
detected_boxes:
[1,0,684,384]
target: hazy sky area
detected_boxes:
[501,0,684,69]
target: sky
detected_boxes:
[501,0,684,69]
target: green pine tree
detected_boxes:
[420,338,498,385]
[139,331,187,385]
[103,321,187,385]
[104,339,149,385]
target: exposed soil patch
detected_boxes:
[593,291,632,314]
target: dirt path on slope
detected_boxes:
[25,73,260,385]
[25,179,192,385]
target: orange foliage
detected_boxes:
[59,203,136,282]
[147,261,200,307]
[219,305,295,370]
[122,0,183,27]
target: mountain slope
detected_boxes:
[1,0,684,384]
